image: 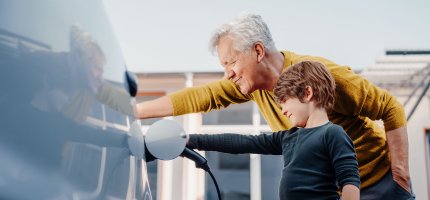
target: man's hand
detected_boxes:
[386,126,411,193]
[136,96,174,119]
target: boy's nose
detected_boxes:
[281,106,289,116]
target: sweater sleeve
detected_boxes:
[96,83,134,116]
[169,79,251,116]
[325,125,360,189]
[187,132,284,155]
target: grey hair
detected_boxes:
[209,12,276,54]
[70,25,105,66]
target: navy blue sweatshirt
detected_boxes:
[187,122,360,200]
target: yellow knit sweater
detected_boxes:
[169,50,407,189]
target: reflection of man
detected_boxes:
[0,26,134,200]
[137,13,413,199]
[29,25,133,122]
[68,25,105,94]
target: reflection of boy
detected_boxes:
[186,61,360,200]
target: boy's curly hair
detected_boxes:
[274,60,336,111]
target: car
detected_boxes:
[0,0,152,199]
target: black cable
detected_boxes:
[180,148,222,200]
[207,169,222,200]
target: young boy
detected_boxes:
[186,60,360,200]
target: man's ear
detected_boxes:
[254,42,265,63]
[304,86,313,102]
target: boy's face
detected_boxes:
[280,97,310,128]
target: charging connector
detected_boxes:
[180,148,222,200]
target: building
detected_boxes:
[361,49,430,200]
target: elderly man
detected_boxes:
[137,13,413,199]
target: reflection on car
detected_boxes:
[0,0,152,199]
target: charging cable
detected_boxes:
[181,148,222,200]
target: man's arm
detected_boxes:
[341,184,359,200]
[136,96,173,119]
[136,79,250,119]
[327,125,361,195]
[386,126,411,192]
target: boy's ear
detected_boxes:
[304,86,313,102]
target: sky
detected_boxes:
[103,0,430,73]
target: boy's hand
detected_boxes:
[341,184,359,200]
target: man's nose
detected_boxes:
[224,70,235,80]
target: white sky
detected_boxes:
[103,0,430,73]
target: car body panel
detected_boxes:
[0,0,151,199]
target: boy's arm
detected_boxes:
[325,125,360,192]
[340,184,359,200]
[186,132,284,155]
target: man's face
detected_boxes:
[280,98,310,128]
[82,55,104,94]
[88,57,104,93]
[217,36,259,94]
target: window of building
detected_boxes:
[261,155,283,200]
[202,101,253,125]
[259,113,268,125]
[205,151,250,200]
